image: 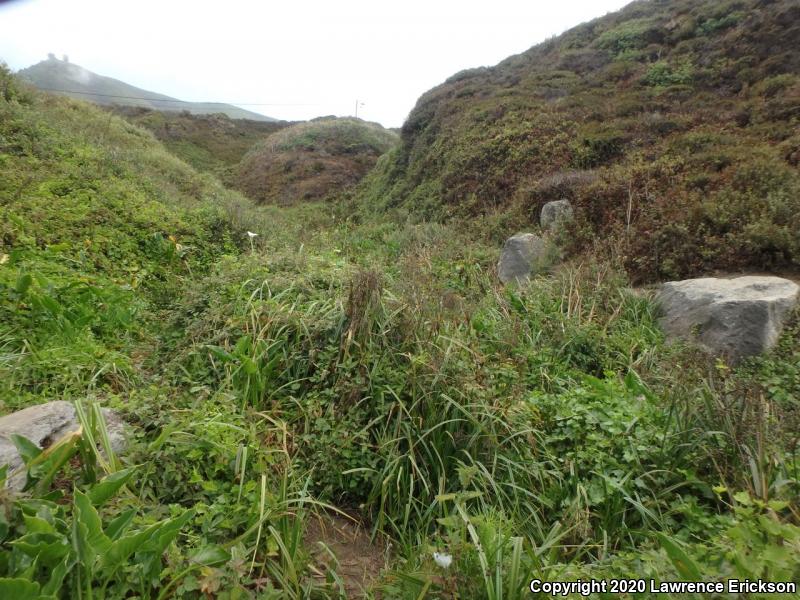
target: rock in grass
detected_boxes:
[0,401,126,490]
[656,276,799,363]
[497,233,552,284]
[540,199,573,232]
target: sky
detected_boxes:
[0,0,631,127]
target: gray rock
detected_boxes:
[497,233,551,284]
[0,401,126,490]
[540,199,573,232]
[657,276,799,363]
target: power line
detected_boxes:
[34,86,320,107]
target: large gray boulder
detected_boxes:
[497,233,551,284]
[0,401,126,490]
[657,276,799,363]
[540,199,573,232]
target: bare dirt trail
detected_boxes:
[305,513,387,598]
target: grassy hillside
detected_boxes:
[110,105,291,180]
[236,117,399,204]
[1,6,800,597]
[362,0,800,282]
[18,56,277,121]
[0,66,261,406]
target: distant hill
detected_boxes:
[236,117,399,204]
[111,106,291,180]
[17,55,276,121]
[361,0,800,282]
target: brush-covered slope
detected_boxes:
[365,0,800,281]
[18,56,276,121]
[236,117,399,204]
[110,106,291,179]
[2,63,800,598]
[0,65,255,401]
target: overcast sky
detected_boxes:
[0,0,630,127]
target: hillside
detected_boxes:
[110,105,291,179]
[0,66,259,406]
[1,3,800,598]
[236,117,399,204]
[17,55,277,121]
[362,0,800,282]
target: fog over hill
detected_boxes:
[17,55,276,121]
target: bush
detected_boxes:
[642,61,695,87]
[570,130,625,168]
[597,19,663,55]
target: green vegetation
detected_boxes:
[361,0,800,282]
[236,118,398,205]
[2,0,800,596]
[596,18,661,56]
[111,106,290,181]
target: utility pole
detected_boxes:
[355,100,364,118]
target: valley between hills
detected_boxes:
[1,0,799,597]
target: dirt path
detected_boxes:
[305,513,387,598]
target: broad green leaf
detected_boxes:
[16,499,61,518]
[105,508,137,541]
[767,499,789,511]
[114,509,194,580]
[207,345,236,362]
[29,435,80,495]
[39,491,64,503]
[141,509,194,555]
[22,515,55,535]
[241,356,258,375]
[16,556,40,582]
[189,545,231,567]
[0,577,42,600]
[11,434,42,466]
[73,490,110,559]
[11,533,70,567]
[234,335,252,355]
[42,554,75,596]
[655,532,702,581]
[87,467,136,507]
[102,522,164,570]
[436,516,462,529]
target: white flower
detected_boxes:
[433,552,453,569]
[247,231,259,239]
